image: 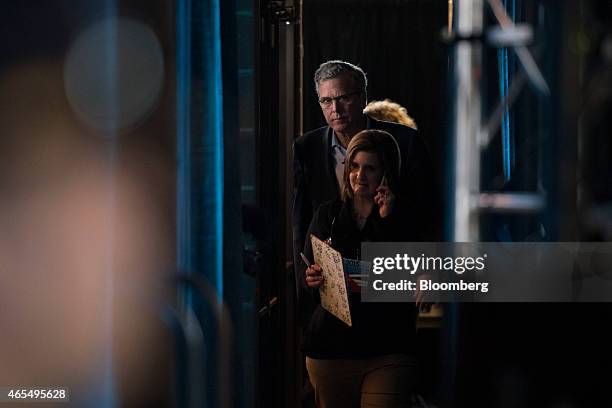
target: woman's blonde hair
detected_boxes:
[363,99,418,130]
[341,129,402,202]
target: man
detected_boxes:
[292,60,438,322]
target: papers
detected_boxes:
[310,234,352,326]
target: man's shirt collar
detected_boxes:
[330,114,370,153]
[331,130,347,155]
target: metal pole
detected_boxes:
[452,0,483,242]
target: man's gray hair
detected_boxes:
[314,60,368,97]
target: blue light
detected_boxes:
[211,0,224,303]
[498,0,516,183]
[176,0,224,303]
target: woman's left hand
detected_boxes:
[374,182,395,218]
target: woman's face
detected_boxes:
[349,151,384,198]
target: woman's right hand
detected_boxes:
[305,263,324,288]
[374,177,395,218]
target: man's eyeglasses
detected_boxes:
[318,90,362,108]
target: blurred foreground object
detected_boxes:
[64,17,165,133]
[0,60,172,405]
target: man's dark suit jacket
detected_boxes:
[292,115,438,323]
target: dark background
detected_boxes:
[302,0,448,182]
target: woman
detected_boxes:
[364,99,418,130]
[300,129,424,408]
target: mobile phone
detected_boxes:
[378,173,387,189]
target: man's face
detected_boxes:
[317,74,366,136]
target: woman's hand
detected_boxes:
[374,179,395,218]
[305,263,324,289]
